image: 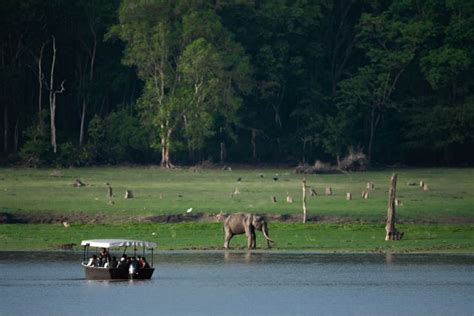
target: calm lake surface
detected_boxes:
[0,251,472,316]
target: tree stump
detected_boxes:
[73,179,85,187]
[395,198,402,206]
[325,187,333,196]
[310,188,317,196]
[124,190,134,199]
[367,182,375,190]
[271,196,277,203]
[302,178,308,224]
[419,180,424,187]
[107,184,113,198]
[423,184,429,191]
[362,191,369,199]
[346,192,352,200]
[385,173,404,241]
[286,195,293,203]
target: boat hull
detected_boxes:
[83,264,155,280]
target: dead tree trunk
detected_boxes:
[160,124,174,168]
[220,141,226,165]
[79,26,97,147]
[385,173,404,240]
[3,105,7,154]
[47,36,65,154]
[302,178,308,224]
[251,129,257,162]
[79,99,86,146]
[37,42,46,133]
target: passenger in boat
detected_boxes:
[117,255,128,270]
[109,256,118,268]
[97,256,104,267]
[129,256,139,274]
[87,255,98,267]
[99,248,111,264]
[139,256,150,269]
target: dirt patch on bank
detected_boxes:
[0,211,472,225]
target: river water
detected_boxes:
[0,251,472,316]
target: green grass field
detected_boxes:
[0,167,473,252]
[1,167,473,222]
[0,223,472,252]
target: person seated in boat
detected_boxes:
[138,256,150,269]
[97,256,104,267]
[109,256,118,268]
[87,255,98,267]
[117,255,128,270]
[129,256,139,274]
[99,248,111,264]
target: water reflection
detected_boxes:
[385,252,396,264]
[0,251,473,316]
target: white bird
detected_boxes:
[186,207,193,213]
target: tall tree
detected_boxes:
[336,1,434,163]
[406,0,474,164]
[110,0,251,167]
[46,35,65,154]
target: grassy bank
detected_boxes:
[0,167,472,253]
[1,167,473,222]
[0,222,472,252]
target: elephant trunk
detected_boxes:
[262,222,274,245]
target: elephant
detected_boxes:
[223,213,274,249]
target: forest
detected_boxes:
[1,0,473,167]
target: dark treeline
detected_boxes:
[1,0,473,167]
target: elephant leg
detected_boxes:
[246,227,256,249]
[251,232,256,249]
[246,232,252,249]
[224,230,233,249]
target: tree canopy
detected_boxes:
[1,0,473,167]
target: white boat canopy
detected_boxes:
[81,239,157,248]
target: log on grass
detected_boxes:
[73,179,85,187]
[124,190,134,199]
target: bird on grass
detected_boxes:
[186,207,193,213]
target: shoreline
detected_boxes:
[1,249,474,255]
[1,222,472,253]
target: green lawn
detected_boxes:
[0,167,473,222]
[0,222,472,252]
[0,167,472,252]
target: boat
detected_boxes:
[81,239,157,280]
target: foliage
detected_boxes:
[18,125,53,167]
[2,0,474,166]
[86,109,151,164]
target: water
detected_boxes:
[0,251,473,316]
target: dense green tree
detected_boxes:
[335,0,434,163]
[109,0,251,167]
[1,0,473,167]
